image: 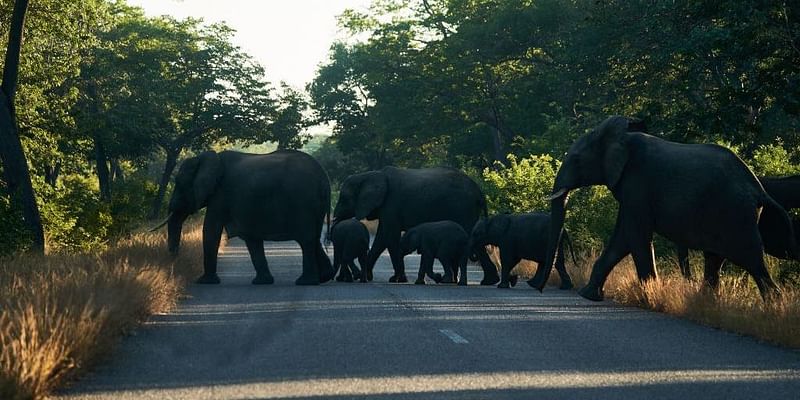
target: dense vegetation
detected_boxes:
[0,0,312,254]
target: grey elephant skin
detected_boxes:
[400,220,470,285]
[531,116,797,301]
[163,150,335,286]
[330,218,368,282]
[472,213,574,290]
[333,166,500,285]
[676,175,800,278]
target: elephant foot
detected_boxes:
[509,275,518,287]
[526,276,546,292]
[295,274,321,286]
[252,274,275,285]
[336,274,345,282]
[497,281,511,289]
[319,267,336,284]
[432,273,444,284]
[389,274,408,283]
[458,279,467,286]
[559,280,574,290]
[414,278,426,285]
[196,273,221,284]
[578,284,604,301]
[441,274,455,284]
[352,271,362,281]
[480,275,500,286]
[342,275,354,283]
[366,269,374,282]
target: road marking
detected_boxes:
[439,329,469,344]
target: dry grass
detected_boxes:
[562,251,800,349]
[0,221,208,400]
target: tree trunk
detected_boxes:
[149,147,179,219]
[110,158,124,184]
[94,133,111,202]
[0,0,44,252]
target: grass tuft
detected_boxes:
[0,222,207,400]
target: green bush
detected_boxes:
[109,177,160,237]
[0,194,33,256]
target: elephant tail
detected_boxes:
[760,193,799,260]
[562,229,579,268]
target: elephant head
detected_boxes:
[400,228,420,256]
[530,116,641,290]
[164,151,223,254]
[470,215,510,249]
[333,171,387,223]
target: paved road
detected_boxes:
[59,239,800,399]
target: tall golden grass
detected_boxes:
[488,246,800,348]
[0,222,206,400]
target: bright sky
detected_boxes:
[127,0,373,90]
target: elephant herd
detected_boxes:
[154,116,800,301]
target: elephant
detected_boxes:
[471,212,575,290]
[399,221,469,285]
[676,175,800,278]
[529,116,797,301]
[333,166,500,285]
[330,218,368,282]
[153,150,335,286]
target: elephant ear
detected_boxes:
[355,171,388,220]
[599,116,631,190]
[192,151,223,210]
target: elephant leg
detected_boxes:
[296,240,320,285]
[333,248,344,281]
[498,253,520,289]
[722,239,780,299]
[458,254,468,286]
[622,212,657,282]
[555,241,573,290]
[349,259,362,281]
[474,245,500,286]
[315,242,335,283]
[355,254,368,280]
[579,215,631,301]
[702,251,725,290]
[363,233,389,282]
[416,253,435,284]
[677,245,692,279]
[245,238,274,285]
[197,216,224,284]
[387,235,408,283]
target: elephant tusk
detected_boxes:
[546,188,568,201]
[149,214,172,232]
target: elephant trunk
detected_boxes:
[167,211,189,254]
[528,190,569,291]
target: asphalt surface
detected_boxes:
[58,238,800,399]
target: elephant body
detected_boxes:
[471,213,573,290]
[333,166,499,285]
[165,150,334,285]
[532,116,796,301]
[400,220,469,285]
[677,175,800,278]
[331,218,368,282]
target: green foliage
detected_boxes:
[748,141,800,177]
[0,195,32,255]
[35,175,111,253]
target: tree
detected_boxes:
[0,0,44,252]
[268,83,312,150]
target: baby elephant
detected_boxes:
[330,218,369,282]
[400,221,470,285]
[471,212,574,289]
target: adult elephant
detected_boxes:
[153,150,335,286]
[676,175,800,278]
[333,166,500,285]
[529,116,796,301]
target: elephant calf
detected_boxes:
[471,213,574,289]
[400,221,470,285]
[330,218,369,282]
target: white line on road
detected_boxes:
[439,329,469,344]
